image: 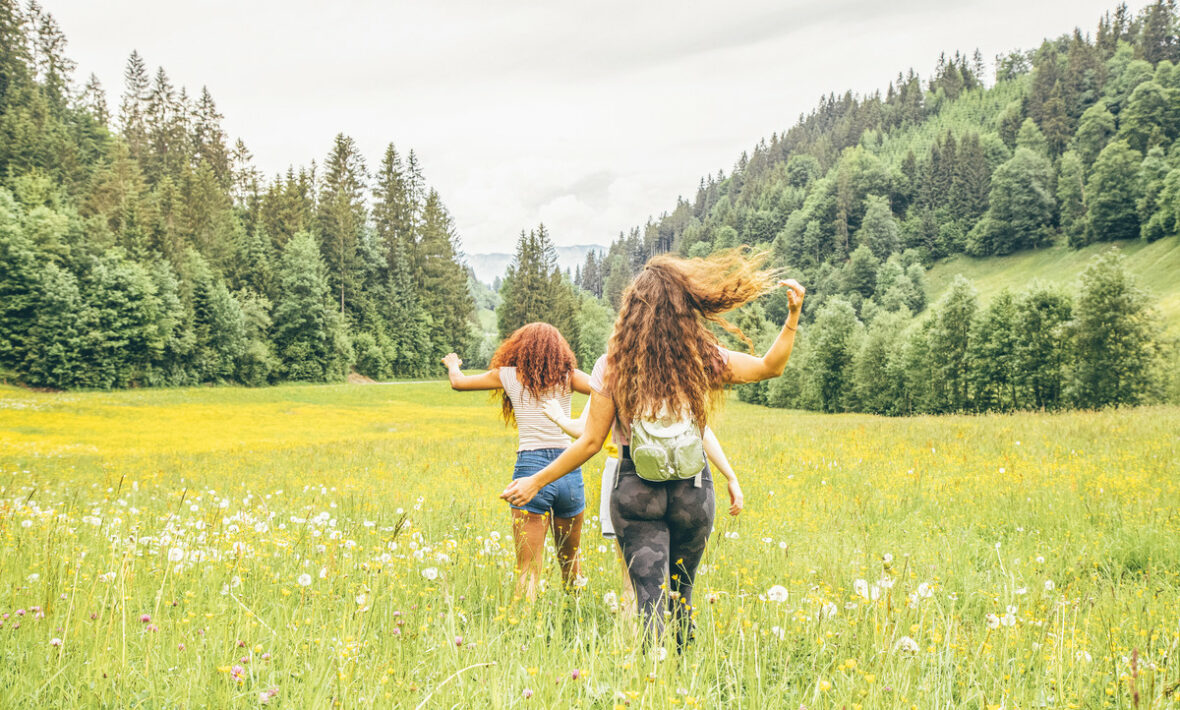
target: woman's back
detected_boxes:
[499,367,572,451]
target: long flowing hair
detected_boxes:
[606,248,778,428]
[490,322,576,424]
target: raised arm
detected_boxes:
[501,391,614,506]
[703,426,743,516]
[442,353,502,391]
[723,279,806,385]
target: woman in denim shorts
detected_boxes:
[443,322,591,600]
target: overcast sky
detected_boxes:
[48,0,1141,253]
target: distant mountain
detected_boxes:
[466,244,608,285]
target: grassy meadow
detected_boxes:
[926,236,1180,335]
[1,382,1179,708]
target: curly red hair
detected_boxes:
[490,322,576,424]
[606,248,778,428]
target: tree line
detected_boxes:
[0,0,475,388]
[568,0,1179,412]
[752,251,1169,414]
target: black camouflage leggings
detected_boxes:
[610,457,715,645]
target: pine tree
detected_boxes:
[118,51,150,160]
[273,231,350,381]
[415,190,474,358]
[317,133,368,315]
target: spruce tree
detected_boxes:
[273,231,350,381]
[317,133,368,315]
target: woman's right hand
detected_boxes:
[779,279,805,315]
[441,352,462,371]
[727,479,744,516]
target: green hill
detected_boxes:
[927,235,1180,334]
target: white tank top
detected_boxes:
[498,367,573,452]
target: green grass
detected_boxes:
[1,382,1178,707]
[926,236,1180,334]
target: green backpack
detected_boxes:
[629,416,706,487]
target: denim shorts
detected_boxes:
[512,448,585,518]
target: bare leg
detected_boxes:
[512,509,549,601]
[551,512,584,590]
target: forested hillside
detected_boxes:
[0,0,476,388]
[573,1,1180,413]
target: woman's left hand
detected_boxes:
[501,476,541,507]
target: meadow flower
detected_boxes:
[894,636,919,653]
[139,614,150,623]
[231,665,246,682]
[986,614,1000,629]
[820,602,838,618]
[522,688,533,699]
[1044,579,1055,591]
[50,637,62,647]
[421,567,439,581]
[1076,650,1092,663]
[767,585,789,603]
[604,591,619,612]
[168,547,184,562]
[770,625,785,640]
[853,579,880,601]
[297,573,312,587]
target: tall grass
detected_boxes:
[1,383,1178,707]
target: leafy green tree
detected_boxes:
[574,293,613,371]
[852,308,910,414]
[1119,81,1175,153]
[1067,250,1163,407]
[967,148,1055,255]
[855,194,900,259]
[1072,99,1116,167]
[1137,146,1171,241]
[1013,283,1073,409]
[967,289,1019,410]
[1086,140,1142,242]
[273,231,350,382]
[927,276,978,412]
[841,244,878,299]
[802,297,862,413]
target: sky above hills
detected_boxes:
[49,0,1138,252]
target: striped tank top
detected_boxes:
[498,367,573,452]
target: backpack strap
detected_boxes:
[693,470,702,488]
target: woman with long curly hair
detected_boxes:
[500,249,805,641]
[442,322,591,601]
